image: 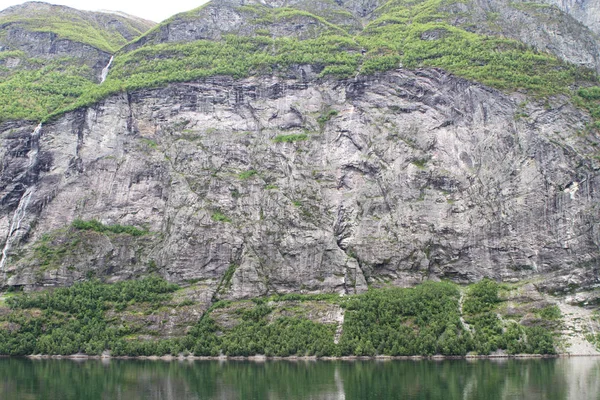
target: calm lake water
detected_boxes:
[1,357,599,400]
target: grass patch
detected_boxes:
[273,134,309,143]
[211,211,231,223]
[238,170,258,180]
[72,219,149,236]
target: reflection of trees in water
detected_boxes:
[0,358,598,400]
[339,359,571,400]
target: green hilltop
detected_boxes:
[0,0,598,128]
[0,2,154,52]
[0,1,155,122]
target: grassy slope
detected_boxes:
[0,3,155,122]
[1,0,595,127]
[0,3,154,53]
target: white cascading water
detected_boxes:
[28,122,42,166]
[0,123,42,282]
[100,56,114,84]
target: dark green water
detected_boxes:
[1,357,599,400]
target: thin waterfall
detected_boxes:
[0,188,34,281]
[28,122,42,167]
[0,123,42,282]
[100,56,114,84]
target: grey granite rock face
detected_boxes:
[442,0,600,73]
[541,0,600,35]
[0,26,113,74]
[0,1,155,78]
[0,69,598,299]
[126,0,600,74]
[123,0,362,52]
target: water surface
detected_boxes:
[1,357,599,400]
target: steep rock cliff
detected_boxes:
[1,68,598,301]
[543,0,600,35]
[0,0,599,305]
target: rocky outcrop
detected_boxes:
[0,2,155,78]
[125,0,600,74]
[123,0,363,52]
[0,26,113,73]
[442,0,600,73]
[542,0,600,35]
[0,68,598,299]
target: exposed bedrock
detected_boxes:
[0,68,598,299]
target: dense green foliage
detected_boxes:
[462,278,501,314]
[339,282,471,356]
[71,219,149,236]
[0,5,153,123]
[0,279,560,357]
[99,0,594,98]
[0,59,96,122]
[191,311,337,357]
[0,277,178,355]
[462,280,556,355]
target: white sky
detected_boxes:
[0,0,209,22]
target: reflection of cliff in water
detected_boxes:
[565,357,600,400]
[0,358,599,400]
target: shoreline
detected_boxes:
[12,353,600,361]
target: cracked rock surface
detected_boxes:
[0,69,599,299]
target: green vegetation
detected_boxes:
[0,277,178,355]
[463,278,500,314]
[100,0,595,100]
[0,0,598,127]
[411,158,429,169]
[191,308,337,357]
[211,211,231,223]
[0,6,153,123]
[238,170,258,180]
[0,279,561,357]
[339,282,470,356]
[462,280,557,355]
[0,7,152,53]
[273,133,309,143]
[33,232,80,271]
[536,305,562,321]
[0,59,96,122]
[22,222,150,272]
[317,109,339,129]
[574,87,600,130]
[216,264,238,294]
[72,219,149,236]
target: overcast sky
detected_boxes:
[0,0,209,22]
